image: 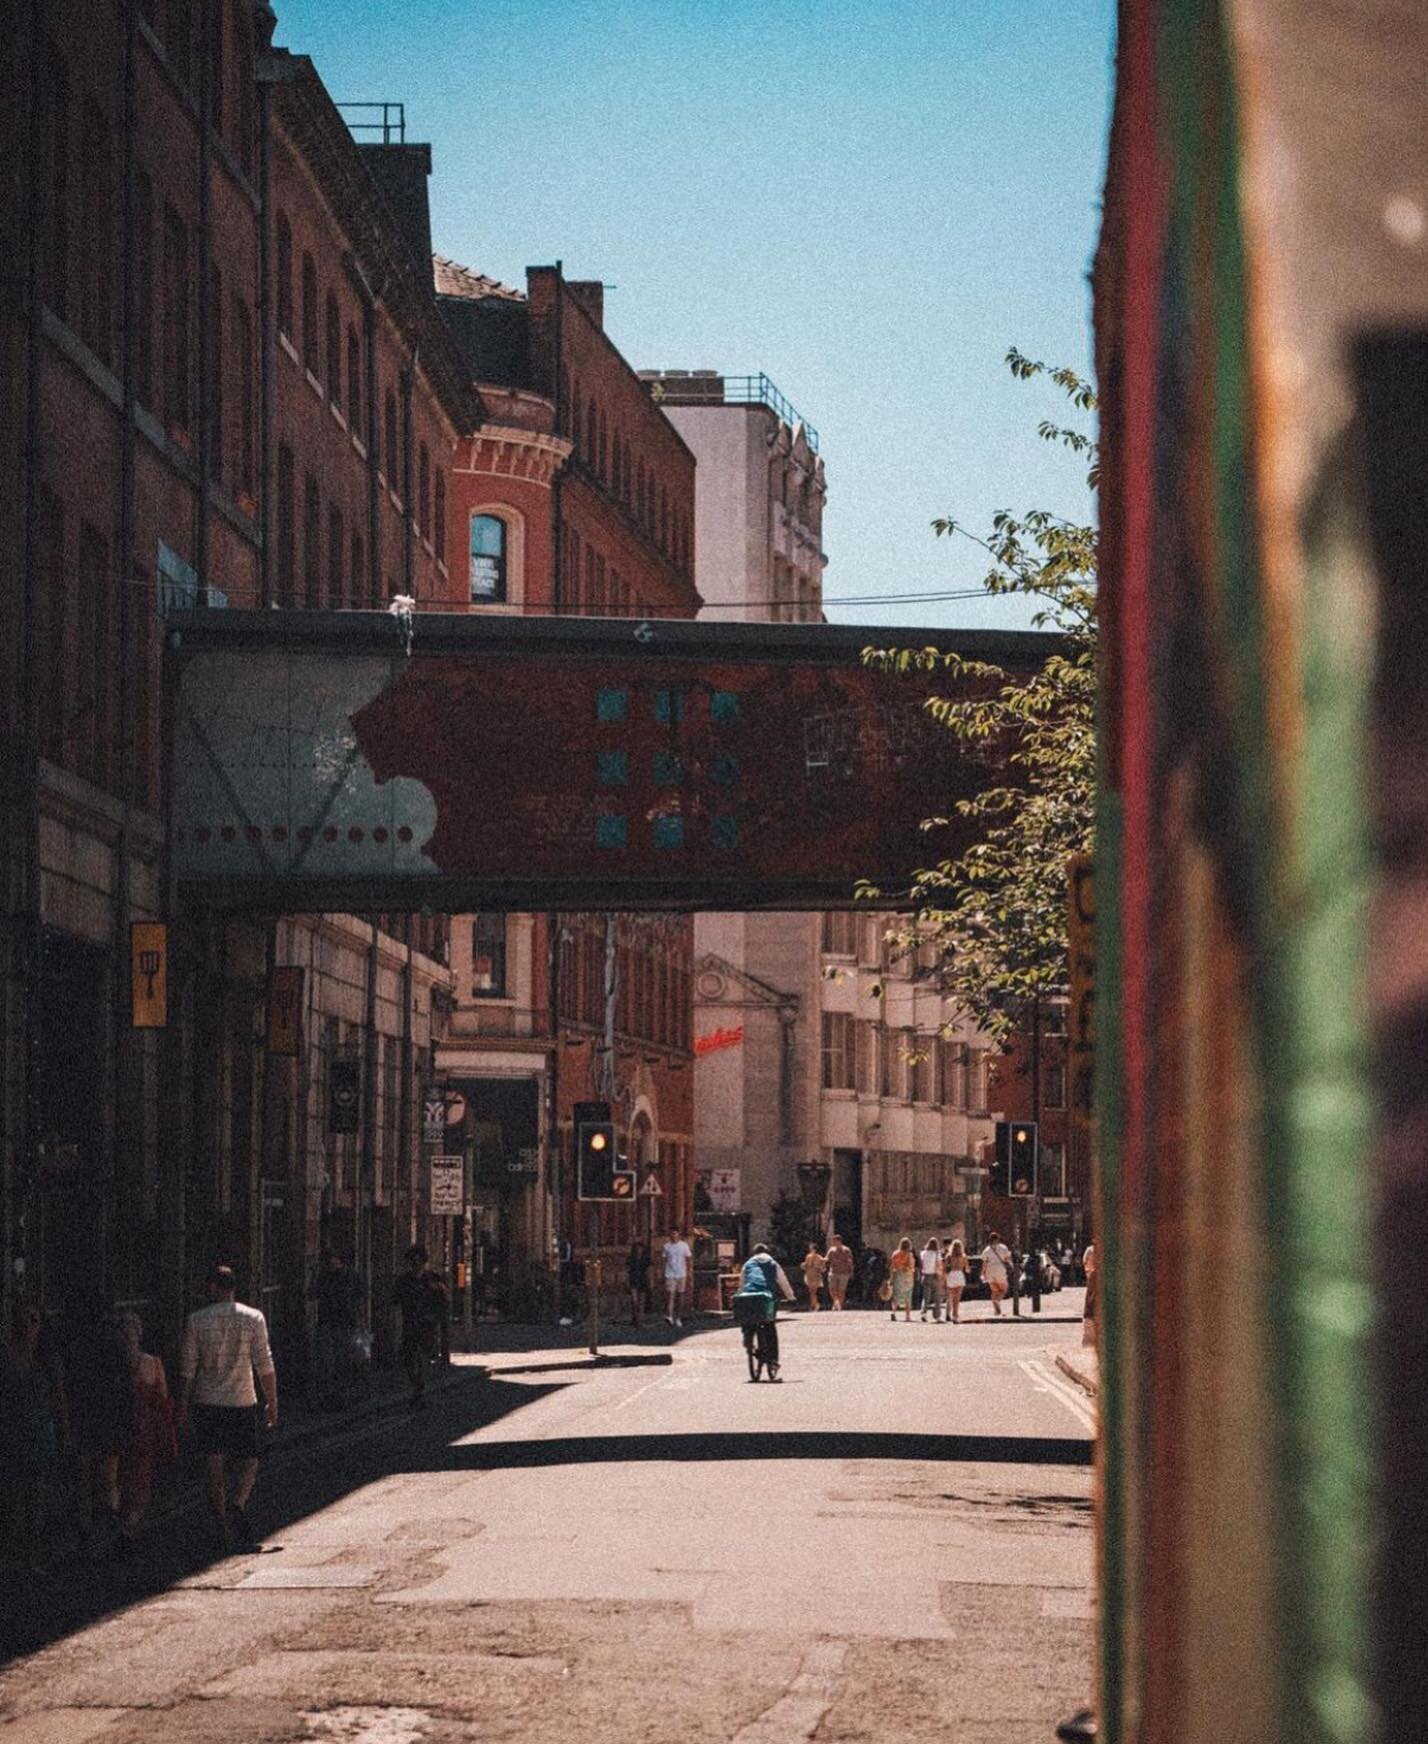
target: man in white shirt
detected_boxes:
[979,1233,1013,1316]
[178,1264,278,1552]
[662,1228,693,1326]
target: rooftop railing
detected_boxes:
[336,102,406,145]
[644,370,819,452]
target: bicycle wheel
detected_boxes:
[744,1330,762,1381]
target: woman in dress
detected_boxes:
[801,1242,827,1312]
[0,1297,66,1572]
[888,1238,916,1322]
[944,1239,968,1323]
[117,1311,175,1547]
[626,1239,652,1328]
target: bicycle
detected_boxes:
[733,1291,781,1381]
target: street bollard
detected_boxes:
[587,1257,602,1357]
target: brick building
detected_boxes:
[431,258,700,1308]
[1,1,478,1370]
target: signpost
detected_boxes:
[422,1093,446,1147]
[130,922,168,1029]
[430,1155,465,1216]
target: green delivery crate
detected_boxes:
[731,1290,776,1327]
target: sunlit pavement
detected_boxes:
[0,1304,1094,1744]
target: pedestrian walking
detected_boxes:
[394,1245,448,1410]
[116,1310,177,1548]
[662,1228,693,1325]
[309,1249,366,1409]
[176,1264,278,1554]
[825,1235,855,1310]
[919,1238,946,1321]
[888,1238,916,1321]
[859,1245,888,1309]
[1082,1240,1098,1346]
[627,1238,652,1327]
[801,1242,827,1312]
[979,1232,1012,1315]
[944,1239,968,1323]
[63,1289,137,1557]
[0,1297,66,1574]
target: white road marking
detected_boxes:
[729,1639,848,1741]
[1019,1359,1097,1433]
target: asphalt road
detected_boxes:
[0,1298,1094,1744]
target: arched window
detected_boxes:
[598,410,608,479]
[384,388,398,486]
[325,291,340,401]
[301,252,317,372]
[346,326,362,428]
[584,398,597,460]
[275,212,292,337]
[434,472,446,560]
[418,443,431,540]
[469,513,506,603]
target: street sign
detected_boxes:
[639,1173,663,1198]
[443,1089,469,1127]
[430,1155,465,1215]
[266,966,303,1055]
[611,1172,635,1200]
[707,1168,741,1211]
[130,922,168,1029]
[422,1094,446,1146]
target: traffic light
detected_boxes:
[576,1102,618,1200]
[991,1120,1038,1196]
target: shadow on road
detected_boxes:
[0,1372,562,1666]
[419,1429,1093,1472]
[486,1354,675,1377]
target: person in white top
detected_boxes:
[919,1238,945,1322]
[177,1264,277,1552]
[979,1233,1013,1316]
[662,1228,693,1326]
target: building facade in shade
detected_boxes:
[430,261,699,1310]
[0,1,478,1372]
[645,371,1001,1257]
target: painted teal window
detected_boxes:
[711,754,740,788]
[653,816,685,849]
[655,689,684,723]
[655,751,682,786]
[597,688,627,723]
[712,815,738,849]
[597,750,628,786]
[711,691,739,723]
[597,815,627,849]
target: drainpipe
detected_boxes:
[359,921,379,1290]
[401,361,415,599]
[195,0,213,604]
[256,53,274,603]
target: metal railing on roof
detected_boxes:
[646,371,819,452]
[336,102,406,145]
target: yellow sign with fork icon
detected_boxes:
[130,922,168,1029]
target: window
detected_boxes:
[855,1021,879,1097]
[328,505,344,606]
[233,0,256,178]
[598,410,608,478]
[38,488,67,761]
[325,291,340,403]
[1039,1142,1066,1198]
[44,45,69,319]
[77,523,111,787]
[383,388,398,484]
[233,293,255,501]
[303,474,320,607]
[134,169,154,406]
[79,98,115,363]
[301,252,317,374]
[418,444,430,540]
[276,444,295,598]
[208,262,223,481]
[209,0,224,135]
[912,1042,935,1105]
[1044,1062,1066,1110]
[821,1012,854,1092]
[275,211,292,337]
[821,912,855,955]
[347,326,362,429]
[162,204,190,433]
[434,472,446,561]
[968,1049,989,1113]
[469,514,506,603]
[350,529,365,604]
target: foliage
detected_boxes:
[766,1188,823,1269]
[860,349,1097,1042]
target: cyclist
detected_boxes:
[736,1244,795,1377]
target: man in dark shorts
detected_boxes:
[177,1265,278,1552]
[394,1245,447,1410]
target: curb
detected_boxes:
[1055,1348,1099,1398]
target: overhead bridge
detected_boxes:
[166,610,1062,914]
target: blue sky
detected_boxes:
[276,0,1115,630]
